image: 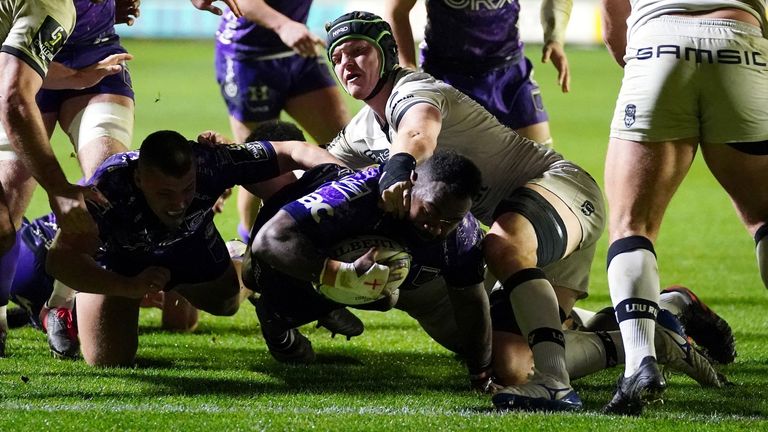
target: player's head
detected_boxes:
[245,120,306,142]
[326,11,398,101]
[136,130,197,229]
[408,150,482,240]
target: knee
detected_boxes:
[201,297,239,316]
[82,343,137,368]
[483,232,532,279]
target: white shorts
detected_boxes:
[611,16,768,144]
[529,162,605,297]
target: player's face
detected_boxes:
[136,164,197,229]
[330,39,381,100]
[408,181,471,241]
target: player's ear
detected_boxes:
[134,167,143,190]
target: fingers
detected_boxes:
[145,266,171,291]
[224,0,242,17]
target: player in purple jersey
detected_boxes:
[45,129,340,367]
[214,0,350,244]
[0,0,132,357]
[247,151,497,391]
[33,0,139,360]
[385,0,571,145]
[8,212,204,336]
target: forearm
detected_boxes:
[385,0,419,68]
[47,249,130,297]
[541,0,573,45]
[0,91,68,191]
[276,140,344,171]
[448,283,493,372]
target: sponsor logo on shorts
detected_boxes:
[624,104,636,128]
[637,46,767,66]
[580,200,595,216]
[32,16,68,64]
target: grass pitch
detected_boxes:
[2,40,767,430]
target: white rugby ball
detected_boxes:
[316,235,411,305]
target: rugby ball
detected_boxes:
[315,235,411,305]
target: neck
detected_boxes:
[366,77,395,121]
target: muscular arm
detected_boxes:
[446,282,493,373]
[42,53,133,90]
[251,210,325,282]
[390,102,443,162]
[601,0,631,66]
[47,229,168,298]
[0,53,69,192]
[384,0,419,69]
[270,140,345,172]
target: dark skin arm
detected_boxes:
[252,210,377,284]
[446,282,495,391]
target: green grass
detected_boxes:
[4,40,768,430]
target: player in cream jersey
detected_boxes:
[602,0,768,416]
[329,69,565,226]
[325,12,605,411]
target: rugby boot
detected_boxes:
[253,297,315,364]
[661,285,736,364]
[493,370,583,412]
[655,309,722,387]
[603,356,666,416]
[316,308,364,340]
[40,306,80,360]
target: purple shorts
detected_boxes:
[103,220,231,289]
[36,43,134,113]
[424,56,548,130]
[214,45,337,122]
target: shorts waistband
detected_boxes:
[653,15,762,36]
[422,50,523,76]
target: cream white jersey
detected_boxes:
[328,68,565,225]
[627,0,767,38]
[0,0,75,77]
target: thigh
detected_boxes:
[284,86,349,144]
[604,137,697,242]
[701,143,768,234]
[59,93,134,177]
[76,292,140,367]
[174,263,240,316]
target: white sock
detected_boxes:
[508,277,569,384]
[46,280,77,309]
[658,290,690,316]
[608,247,660,376]
[757,234,768,290]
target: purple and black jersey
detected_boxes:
[216,0,312,58]
[282,165,486,289]
[422,0,522,65]
[86,141,281,285]
[53,0,125,69]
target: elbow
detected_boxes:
[251,224,279,264]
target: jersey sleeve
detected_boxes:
[198,140,281,191]
[280,166,381,241]
[1,0,76,77]
[326,106,391,169]
[385,74,447,132]
[443,213,486,288]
